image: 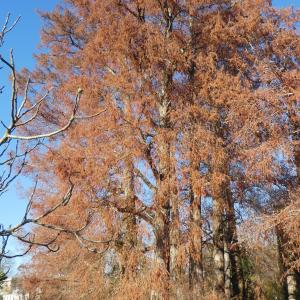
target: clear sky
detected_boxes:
[275,0,300,7]
[0,0,299,273]
[0,0,59,224]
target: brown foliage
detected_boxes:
[12,0,300,299]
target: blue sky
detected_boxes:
[275,0,300,7]
[0,0,299,272]
[0,0,59,225]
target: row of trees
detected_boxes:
[1,0,299,299]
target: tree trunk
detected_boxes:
[211,114,240,298]
[276,225,300,300]
[225,198,240,298]
[120,159,137,277]
[224,235,231,299]
[212,185,240,299]
[189,171,203,292]
[292,116,300,177]
[153,63,174,298]
[187,129,203,293]
[286,274,298,300]
[187,15,204,293]
[169,150,179,279]
[212,197,225,295]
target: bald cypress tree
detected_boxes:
[16,1,300,299]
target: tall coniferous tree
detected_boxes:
[16,1,300,299]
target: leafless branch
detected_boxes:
[0,14,20,47]
[134,167,157,191]
[0,14,109,262]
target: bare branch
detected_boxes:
[134,167,157,191]
[0,14,21,46]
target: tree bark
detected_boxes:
[187,14,204,292]
[211,117,240,297]
[169,141,180,278]
[276,225,300,300]
[224,235,231,299]
[212,194,225,296]
[225,198,240,298]
[189,168,203,291]
[120,159,137,277]
[153,60,174,299]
